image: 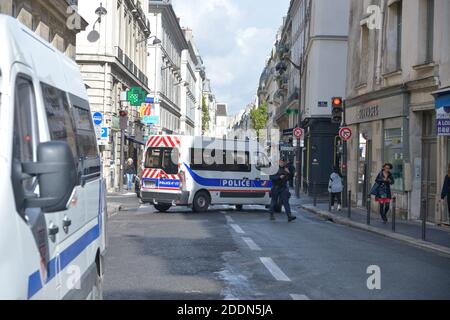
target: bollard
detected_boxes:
[313,183,317,207]
[422,199,427,241]
[348,191,352,218]
[392,197,396,232]
[367,196,371,225]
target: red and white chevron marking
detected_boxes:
[146,136,181,148]
[141,169,160,179]
[141,169,180,181]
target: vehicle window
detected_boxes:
[41,83,78,163]
[145,148,179,175]
[72,105,98,159]
[12,76,39,213]
[190,148,251,172]
[145,148,162,168]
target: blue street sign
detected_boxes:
[93,112,103,126]
[101,127,109,139]
[145,97,160,104]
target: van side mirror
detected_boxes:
[23,141,78,213]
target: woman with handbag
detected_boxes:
[372,163,395,224]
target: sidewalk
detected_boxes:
[106,189,140,217]
[290,192,450,257]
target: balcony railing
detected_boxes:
[116,47,149,87]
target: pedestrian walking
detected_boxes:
[439,163,450,219]
[125,158,136,191]
[328,166,343,211]
[269,158,297,222]
[371,163,395,224]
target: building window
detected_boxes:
[425,0,434,63]
[359,24,369,84]
[383,127,404,191]
[386,0,402,72]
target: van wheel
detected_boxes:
[154,203,172,212]
[193,191,210,213]
[235,205,243,211]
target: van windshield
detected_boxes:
[145,147,179,174]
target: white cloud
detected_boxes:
[172,0,290,115]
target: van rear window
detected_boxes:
[144,148,179,175]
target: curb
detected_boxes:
[107,203,123,218]
[299,204,450,258]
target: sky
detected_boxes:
[172,0,290,116]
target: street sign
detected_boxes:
[293,127,304,139]
[283,128,294,136]
[94,126,102,138]
[145,97,160,104]
[339,127,353,141]
[92,112,103,126]
[101,127,109,140]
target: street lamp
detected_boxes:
[137,35,162,45]
[87,3,108,42]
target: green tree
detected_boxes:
[201,95,210,135]
[250,101,269,139]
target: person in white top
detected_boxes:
[328,166,344,211]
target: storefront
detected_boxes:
[346,88,409,216]
[434,88,450,225]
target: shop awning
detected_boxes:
[125,135,145,146]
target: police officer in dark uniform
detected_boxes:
[269,158,297,222]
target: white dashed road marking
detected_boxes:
[225,216,235,223]
[230,224,245,234]
[290,294,310,300]
[242,237,262,251]
[260,257,291,282]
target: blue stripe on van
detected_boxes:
[184,163,272,189]
[27,223,100,299]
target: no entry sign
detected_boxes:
[339,127,353,141]
[293,127,304,139]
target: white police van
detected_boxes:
[140,135,274,212]
[0,15,107,299]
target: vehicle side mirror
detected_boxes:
[23,141,78,213]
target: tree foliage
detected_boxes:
[201,95,210,135]
[250,101,269,139]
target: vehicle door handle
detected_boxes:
[48,223,59,237]
[63,216,72,233]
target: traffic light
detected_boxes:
[331,97,343,124]
[119,110,128,130]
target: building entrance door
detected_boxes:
[357,133,372,207]
[421,112,437,223]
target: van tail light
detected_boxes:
[179,170,186,190]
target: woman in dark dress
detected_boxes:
[440,163,450,219]
[374,163,395,224]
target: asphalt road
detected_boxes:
[104,194,450,300]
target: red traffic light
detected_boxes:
[332,97,343,106]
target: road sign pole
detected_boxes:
[342,100,348,208]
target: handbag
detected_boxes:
[370,182,379,196]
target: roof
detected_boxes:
[216,104,228,117]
